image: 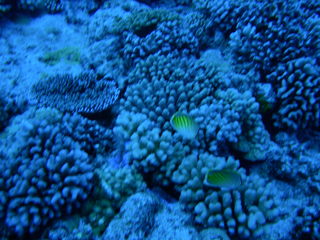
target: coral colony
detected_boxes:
[0,0,319,239]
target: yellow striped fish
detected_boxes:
[170,112,199,139]
[204,169,242,189]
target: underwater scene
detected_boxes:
[0,0,319,239]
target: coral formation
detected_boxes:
[118,8,200,67]
[114,110,187,186]
[31,72,120,114]
[116,54,271,161]
[268,132,320,195]
[0,0,63,13]
[102,192,160,240]
[267,57,320,130]
[0,0,318,239]
[0,93,26,131]
[17,0,63,12]
[0,109,96,236]
[47,220,98,240]
[0,108,114,237]
[172,152,281,238]
[196,0,320,130]
[82,166,146,235]
[102,192,201,240]
[294,198,320,239]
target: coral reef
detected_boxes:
[17,0,63,12]
[267,132,320,195]
[118,8,200,68]
[31,72,119,114]
[84,38,124,78]
[46,220,98,240]
[0,109,96,237]
[0,93,26,131]
[196,0,320,130]
[172,152,281,238]
[294,198,320,240]
[102,192,201,240]
[82,166,147,235]
[63,0,101,24]
[0,0,319,239]
[114,110,188,186]
[197,0,318,75]
[0,0,64,13]
[0,108,114,237]
[116,54,271,162]
[267,57,320,130]
[102,192,160,240]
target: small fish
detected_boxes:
[204,169,242,189]
[170,112,199,139]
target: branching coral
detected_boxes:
[114,111,187,186]
[0,108,96,236]
[267,57,320,130]
[116,53,271,161]
[117,8,199,68]
[172,152,281,239]
[196,0,320,131]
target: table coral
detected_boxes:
[17,0,63,12]
[31,72,120,114]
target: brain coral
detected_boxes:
[31,72,119,114]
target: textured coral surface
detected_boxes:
[0,0,319,239]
